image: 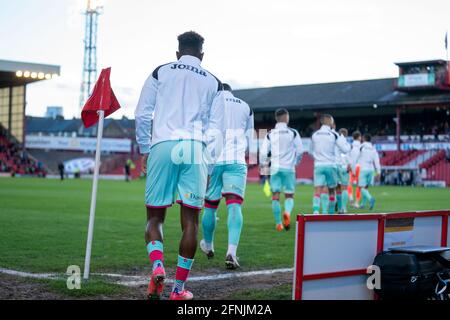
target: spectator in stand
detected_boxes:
[432,124,439,140]
[445,148,450,163]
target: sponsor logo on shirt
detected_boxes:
[226,98,241,104]
[184,192,204,201]
[171,64,207,77]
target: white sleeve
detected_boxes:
[374,150,381,174]
[259,133,271,165]
[336,133,351,154]
[246,110,257,160]
[245,109,254,132]
[205,92,225,166]
[351,147,361,171]
[134,75,157,154]
[293,130,303,164]
[245,110,255,150]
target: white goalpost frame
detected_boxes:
[83,110,105,280]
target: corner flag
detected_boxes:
[81,67,121,128]
[81,67,121,280]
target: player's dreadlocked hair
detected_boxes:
[178,31,204,54]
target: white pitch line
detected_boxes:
[112,268,294,287]
[0,267,294,287]
[0,268,60,280]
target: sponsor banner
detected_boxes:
[25,135,131,153]
[384,218,414,250]
[64,158,95,174]
[375,142,450,151]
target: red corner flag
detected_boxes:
[81,67,121,128]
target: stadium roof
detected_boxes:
[233,78,450,112]
[0,59,61,88]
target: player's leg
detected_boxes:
[171,206,200,300]
[313,166,327,214]
[282,170,296,230]
[320,187,330,214]
[355,165,362,207]
[222,164,247,268]
[170,140,208,300]
[336,184,342,213]
[358,170,369,208]
[283,193,294,230]
[145,208,167,300]
[336,168,343,212]
[201,199,219,258]
[347,171,354,203]
[145,142,178,299]
[360,170,375,210]
[312,186,322,215]
[327,167,338,214]
[270,172,283,231]
[339,168,350,213]
[341,184,349,213]
[272,192,283,231]
[200,166,223,259]
[223,194,243,269]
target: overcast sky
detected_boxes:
[1,0,449,119]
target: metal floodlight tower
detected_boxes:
[79,0,103,108]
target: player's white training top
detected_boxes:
[357,142,381,173]
[335,145,350,169]
[135,55,223,154]
[349,140,361,172]
[214,90,254,164]
[259,122,303,172]
[311,125,351,167]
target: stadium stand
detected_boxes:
[380,150,426,166]
[0,125,46,177]
[420,150,450,185]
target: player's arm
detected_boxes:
[293,130,303,165]
[374,150,381,176]
[351,147,361,173]
[205,91,225,173]
[135,74,158,174]
[336,132,351,154]
[245,109,257,166]
[259,133,271,166]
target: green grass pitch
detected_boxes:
[0,177,449,298]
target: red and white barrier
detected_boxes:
[292,210,450,300]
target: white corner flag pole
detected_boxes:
[83,109,105,280]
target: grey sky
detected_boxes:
[1,0,449,119]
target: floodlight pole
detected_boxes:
[83,110,104,280]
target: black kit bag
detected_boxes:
[373,251,446,300]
